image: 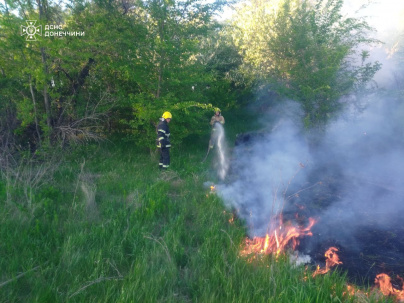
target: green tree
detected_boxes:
[1,0,238,151]
[120,0,236,148]
[0,6,46,150]
[0,0,105,148]
[231,0,381,127]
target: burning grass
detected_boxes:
[0,141,359,302]
[235,207,403,302]
[240,217,316,257]
[239,227,404,302]
[1,138,401,303]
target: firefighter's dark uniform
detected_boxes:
[156,118,171,169]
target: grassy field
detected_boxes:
[0,110,391,302]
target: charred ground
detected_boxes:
[227,128,404,287]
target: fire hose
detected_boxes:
[202,122,219,162]
[201,143,211,163]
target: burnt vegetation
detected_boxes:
[1,0,404,302]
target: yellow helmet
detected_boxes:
[162,112,172,119]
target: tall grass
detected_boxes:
[0,114,393,302]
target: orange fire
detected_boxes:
[346,273,404,302]
[341,274,404,302]
[374,273,404,301]
[343,284,372,301]
[223,210,235,224]
[238,212,404,302]
[240,217,316,257]
[311,249,404,302]
[312,247,342,277]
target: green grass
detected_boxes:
[0,119,394,302]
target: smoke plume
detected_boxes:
[218,102,312,237]
[218,96,404,249]
[216,0,404,283]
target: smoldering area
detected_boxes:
[217,97,404,284]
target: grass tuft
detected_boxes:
[0,120,392,302]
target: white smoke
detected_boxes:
[312,97,404,237]
[218,103,312,237]
[218,95,404,260]
[215,0,404,278]
[342,0,404,89]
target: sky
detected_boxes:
[217,0,404,87]
[218,0,404,41]
[343,0,404,40]
[344,0,404,87]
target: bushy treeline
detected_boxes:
[230,0,384,126]
[1,0,388,153]
[0,0,243,152]
[1,1,403,301]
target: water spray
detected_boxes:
[215,123,229,180]
[202,122,229,181]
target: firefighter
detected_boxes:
[209,109,225,149]
[156,112,172,170]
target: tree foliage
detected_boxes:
[230,0,381,126]
[0,0,386,153]
[1,0,240,151]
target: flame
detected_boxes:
[223,211,235,224]
[206,185,216,197]
[343,284,372,301]
[374,273,404,301]
[345,284,356,296]
[237,210,404,302]
[311,249,404,302]
[341,274,404,302]
[240,217,316,257]
[312,247,342,277]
